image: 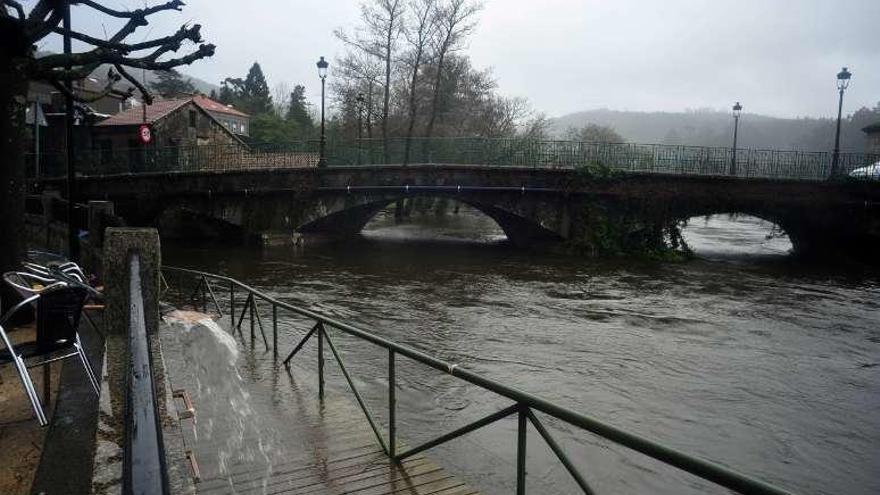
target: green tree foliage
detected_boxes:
[286,85,313,130]
[150,69,196,97]
[220,62,274,115]
[249,112,300,144]
[565,123,625,143]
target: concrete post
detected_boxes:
[102,227,161,336]
[94,228,163,493]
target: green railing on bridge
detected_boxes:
[27,137,879,182]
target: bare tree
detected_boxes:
[335,0,405,160]
[477,96,529,138]
[332,52,384,139]
[565,123,625,143]
[273,81,291,117]
[0,0,214,274]
[519,112,552,140]
[424,0,481,140]
[401,0,438,164]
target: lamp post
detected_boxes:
[830,67,851,177]
[730,101,742,176]
[356,93,365,165]
[317,56,329,167]
[63,0,78,261]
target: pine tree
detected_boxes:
[220,62,274,115]
[286,85,313,129]
[150,69,196,97]
[242,62,273,114]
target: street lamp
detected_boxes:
[830,66,851,177]
[356,93,365,165]
[730,101,742,176]
[317,56,329,167]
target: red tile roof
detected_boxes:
[192,95,249,117]
[95,99,190,126]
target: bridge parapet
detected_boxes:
[28,137,880,182]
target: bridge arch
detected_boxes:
[669,204,804,256]
[156,206,246,241]
[293,192,565,248]
[679,212,794,256]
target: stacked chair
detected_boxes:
[0,260,101,426]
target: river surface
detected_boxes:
[164,207,880,495]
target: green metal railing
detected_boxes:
[27,137,879,182]
[162,266,796,495]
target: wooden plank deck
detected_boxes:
[160,320,479,495]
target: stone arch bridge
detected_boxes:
[62,165,880,260]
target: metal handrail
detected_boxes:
[162,265,796,495]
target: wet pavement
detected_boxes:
[160,314,480,495]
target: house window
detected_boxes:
[189,110,197,128]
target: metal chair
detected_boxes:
[0,284,100,426]
[20,262,105,336]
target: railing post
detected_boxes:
[249,293,255,341]
[272,304,278,358]
[201,277,207,312]
[229,282,234,330]
[389,349,397,459]
[517,405,527,495]
[318,323,325,401]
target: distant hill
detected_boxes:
[550,107,879,153]
[89,65,220,97]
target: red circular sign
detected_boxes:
[138,124,152,144]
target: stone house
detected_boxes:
[192,95,250,137]
[92,98,246,172]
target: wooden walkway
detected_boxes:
[160,320,479,495]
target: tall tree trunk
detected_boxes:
[0,54,29,309]
[366,81,374,139]
[403,51,425,166]
[424,49,446,141]
[382,37,392,163]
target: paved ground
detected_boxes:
[0,324,60,495]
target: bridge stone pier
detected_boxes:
[66,165,880,261]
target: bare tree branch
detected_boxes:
[73,0,184,19]
[26,3,63,42]
[2,0,25,20]
[33,43,215,80]
[47,68,133,104]
[113,63,153,104]
[50,23,202,54]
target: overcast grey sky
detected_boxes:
[48,0,879,119]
